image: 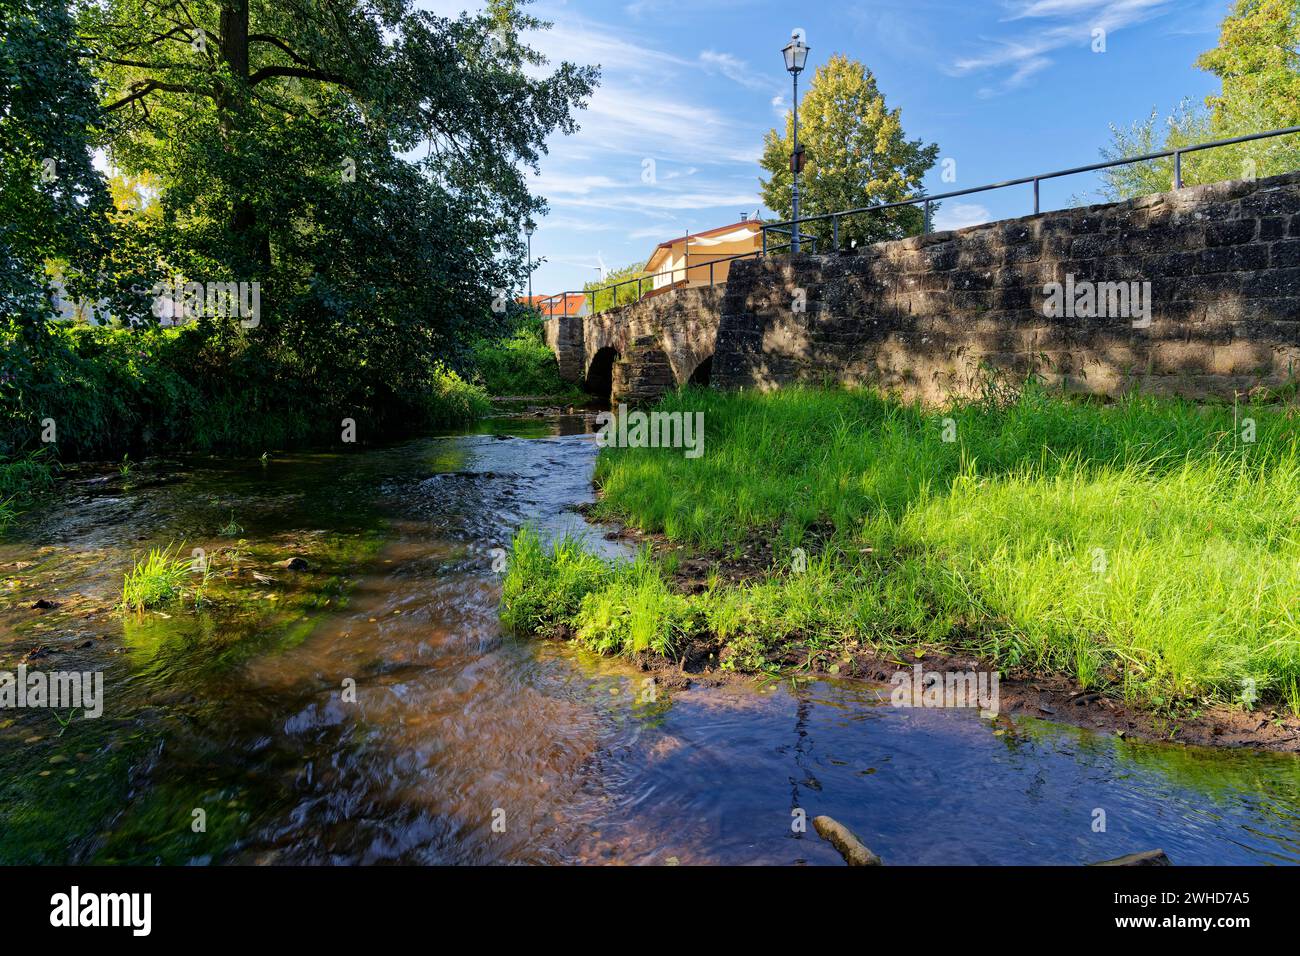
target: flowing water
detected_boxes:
[2,414,1299,865]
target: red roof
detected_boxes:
[519,293,585,317]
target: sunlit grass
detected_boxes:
[505,384,1300,713]
[120,544,194,612]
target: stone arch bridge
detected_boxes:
[542,285,722,404]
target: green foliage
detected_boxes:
[501,528,695,657]
[507,385,1300,714]
[0,0,593,465]
[1100,0,1300,201]
[120,543,194,612]
[1198,0,1300,127]
[76,0,597,358]
[0,0,118,325]
[583,262,651,313]
[471,318,579,397]
[500,526,611,634]
[759,54,938,249]
[0,449,56,530]
[0,322,488,460]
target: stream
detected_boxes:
[2,413,1299,865]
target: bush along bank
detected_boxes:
[470,317,584,400]
[500,384,1300,747]
[0,321,490,465]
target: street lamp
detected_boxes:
[524,219,535,303]
[782,30,809,253]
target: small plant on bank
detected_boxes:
[120,544,193,612]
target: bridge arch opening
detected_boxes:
[687,355,713,387]
[585,347,619,403]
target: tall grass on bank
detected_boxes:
[503,385,1300,713]
[0,451,57,531]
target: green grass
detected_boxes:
[471,321,583,398]
[0,451,57,531]
[120,544,195,612]
[502,384,1300,714]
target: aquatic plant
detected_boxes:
[218,511,244,536]
[120,544,193,612]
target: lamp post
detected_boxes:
[524,219,535,303]
[782,30,809,254]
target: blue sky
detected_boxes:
[419,0,1233,296]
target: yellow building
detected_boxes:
[643,217,763,293]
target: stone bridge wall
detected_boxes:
[545,172,1300,405]
[714,172,1300,403]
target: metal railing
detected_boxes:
[530,125,1300,318]
[761,125,1300,254]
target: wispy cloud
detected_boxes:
[698,50,770,90]
[551,189,761,214]
[952,0,1174,97]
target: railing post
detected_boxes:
[923,199,931,236]
[832,215,839,251]
[1174,150,1183,189]
[762,227,767,256]
[1033,178,1040,215]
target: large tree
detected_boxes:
[759,54,937,250]
[74,0,596,414]
[1101,0,1300,200]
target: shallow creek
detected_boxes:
[2,414,1298,865]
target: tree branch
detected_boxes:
[248,33,314,68]
[105,79,211,111]
[247,65,351,88]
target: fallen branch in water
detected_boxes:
[1089,849,1172,866]
[812,815,883,866]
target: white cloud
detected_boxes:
[552,189,761,214]
[628,226,672,241]
[537,217,617,233]
[933,202,992,231]
[530,172,623,196]
[575,85,760,165]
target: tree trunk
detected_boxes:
[218,1,270,273]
